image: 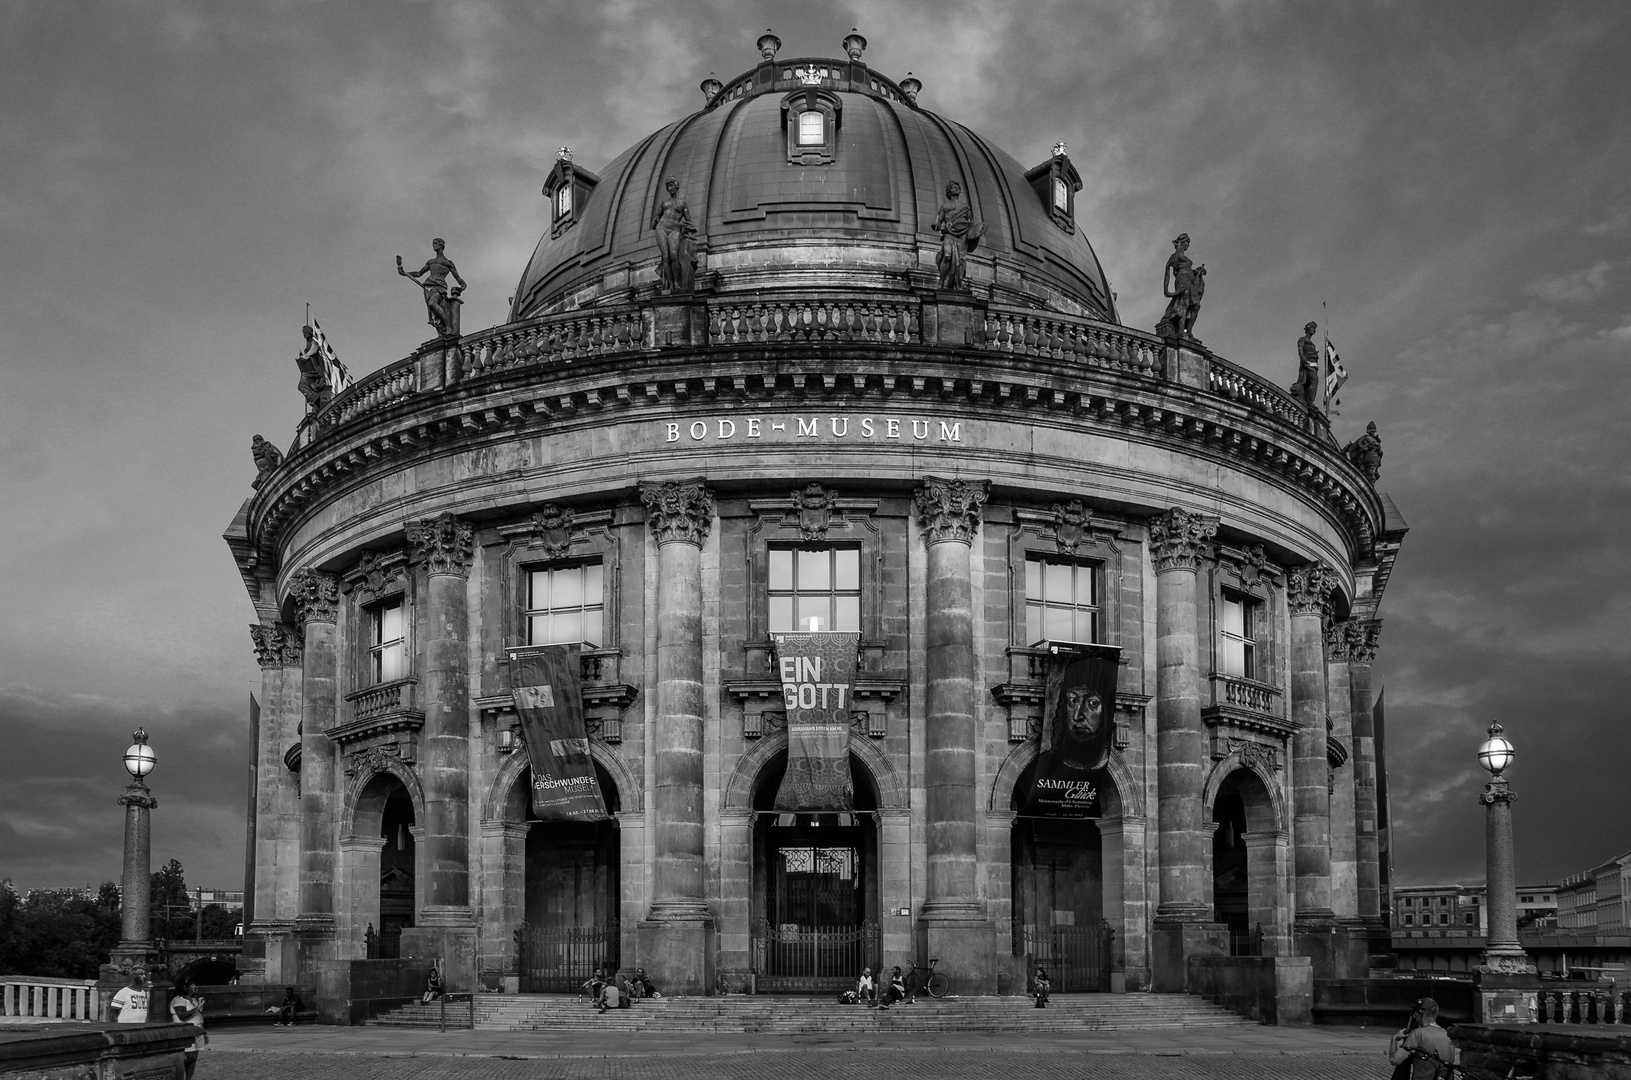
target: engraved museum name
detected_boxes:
[663,415,964,444]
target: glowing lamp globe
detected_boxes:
[124,728,156,779]
[1477,722,1514,777]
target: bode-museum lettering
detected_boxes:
[664,415,964,444]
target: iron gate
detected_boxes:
[753,920,880,992]
[515,922,619,993]
[1020,921,1114,992]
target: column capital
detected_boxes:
[289,569,340,627]
[1286,561,1338,618]
[1146,507,1218,572]
[249,623,286,669]
[913,476,988,545]
[279,628,303,668]
[1324,618,1354,662]
[640,478,715,546]
[118,782,156,810]
[1479,778,1516,806]
[1347,618,1382,664]
[407,513,475,577]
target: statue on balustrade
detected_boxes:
[396,237,466,339]
[251,434,283,489]
[932,180,986,291]
[1344,421,1383,482]
[1290,321,1321,410]
[1155,233,1205,342]
[650,176,698,294]
[294,325,332,414]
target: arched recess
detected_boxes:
[1200,753,1286,835]
[1203,756,1287,956]
[338,758,424,958]
[723,729,907,811]
[989,740,1142,820]
[482,741,643,824]
[342,755,425,841]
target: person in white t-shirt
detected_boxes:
[109,969,151,1023]
[169,979,207,1080]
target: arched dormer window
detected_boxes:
[781,90,841,166]
[1026,148,1083,234]
[542,155,600,238]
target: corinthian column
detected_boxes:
[249,624,301,936]
[1348,619,1383,926]
[636,479,716,996]
[1326,620,1358,920]
[1287,563,1336,929]
[406,514,475,922]
[290,569,340,946]
[912,476,994,990]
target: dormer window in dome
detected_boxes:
[781,89,842,166]
[542,153,601,239]
[1026,147,1083,235]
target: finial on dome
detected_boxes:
[700,72,722,103]
[899,72,922,105]
[1052,141,1068,158]
[757,29,781,61]
[843,28,867,61]
[556,147,573,163]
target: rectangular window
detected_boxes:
[1218,593,1258,679]
[527,561,604,647]
[797,110,824,146]
[1465,912,1476,925]
[369,599,407,684]
[1403,914,1414,926]
[1024,557,1099,645]
[556,185,572,219]
[1052,177,1068,212]
[768,547,860,633]
[1439,914,1449,925]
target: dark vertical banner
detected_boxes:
[1021,643,1122,818]
[508,644,609,822]
[771,632,861,811]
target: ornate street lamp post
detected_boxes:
[114,729,158,968]
[1477,722,1532,973]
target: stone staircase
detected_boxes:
[372,992,1254,1033]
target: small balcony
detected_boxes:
[1202,673,1291,737]
[332,677,425,758]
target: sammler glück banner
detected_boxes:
[508,643,609,822]
[1021,642,1121,818]
[770,632,861,811]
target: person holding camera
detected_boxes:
[168,980,207,1080]
[1389,997,1454,1080]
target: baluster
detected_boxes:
[1022,318,1039,355]
[907,304,920,341]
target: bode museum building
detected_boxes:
[227,31,1405,1012]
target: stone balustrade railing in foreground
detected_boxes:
[0,977,104,1023]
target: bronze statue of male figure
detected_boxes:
[396,238,466,338]
[1156,233,1204,341]
[651,176,696,294]
[1345,421,1383,481]
[1291,321,1321,410]
[295,325,331,413]
[932,180,985,291]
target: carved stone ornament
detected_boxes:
[407,513,475,577]
[640,479,716,546]
[1348,618,1381,664]
[1236,543,1267,585]
[289,569,340,627]
[1325,618,1353,662]
[346,549,408,596]
[913,476,989,546]
[249,623,286,669]
[1286,562,1338,618]
[250,434,283,490]
[1051,499,1091,554]
[525,504,579,559]
[1235,739,1280,772]
[278,627,303,667]
[1479,780,1516,807]
[1476,954,1537,975]
[1146,507,1219,572]
[791,483,835,541]
[346,743,403,779]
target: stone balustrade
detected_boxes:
[1212,673,1283,715]
[1538,985,1630,1025]
[979,309,1161,375]
[0,977,103,1022]
[345,676,418,723]
[710,297,919,346]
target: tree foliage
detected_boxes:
[0,880,122,979]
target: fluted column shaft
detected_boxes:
[292,570,340,925]
[1288,564,1336,925]
[408,515,475,916]
[914,478,987,916]
[1348,620,1383,924]
[641,480,714,919]
[1150,508,1218,921]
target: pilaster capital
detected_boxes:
[249,623,286,669]
[407,513,475,577]
[1348,618,1382,664]
[1146,506,1218,572]
[1285,561,1338,618]
[913,476,988,545]
[278,628,303,668]
[1324,618,1354,662]
[289,569,340,627]
[640,478,715,546]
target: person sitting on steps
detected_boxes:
[274,987,300,1026]
[883,966,908,1009]
[419,962,443,1005]
[582,967,607,1007]
[857,966,878,1007]
[1033,966,1051,1009]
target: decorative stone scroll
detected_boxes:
[1146,506,1218,572]
[791,483,836,541]
[913,476,988,545]
[407,513,474,577]
[1347,618,1381,664]
[289,569,340,626]
[640,478,715,546]
[524,504,579,559]
[1051,499,1091,554]
[1285,562,1338,618]
[344,549,408,596]
[249,623,287,669]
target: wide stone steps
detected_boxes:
[372,993,1253,1032]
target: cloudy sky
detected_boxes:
[1,0,1627,897]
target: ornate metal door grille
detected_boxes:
[515,922,619,993]
[753,919,880,992]
[1020,921,1114,992]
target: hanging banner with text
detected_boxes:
[508,643,609,822]
[1021,642,1122,818]
[770,632,861,812]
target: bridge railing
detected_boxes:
[0,977,103,1022]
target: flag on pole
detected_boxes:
[1324,339,1348,400]
[308,317,353,395]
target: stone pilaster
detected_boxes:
[912,477,994,990]
[1325,619,1358,921]
[1286,563,1336,933]
[289,568,340,972]
[1348,619,1383,926]
[636,479,717,996]
[249,623,301,974]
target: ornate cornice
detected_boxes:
[791,482,836,541]
[407,513,475,577]
[1348,618,1381,665]
[289,569,340,627]
[1146,506,1218,572]
[914,476,988,545]
[640,478,715,546]
[249,623,285,669]
[1051,499,1091,554]
[1286,561,1338,619]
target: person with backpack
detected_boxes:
[1389,997,1455,1079]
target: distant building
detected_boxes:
[1559,850,1631,931]
[1392,882,1556,935]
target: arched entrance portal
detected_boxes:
[518,763,621,991]
[750,752,881,992]
[1010,760,1114,991]
[349,770,416,959]
[1210,766,1281,956]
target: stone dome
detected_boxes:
[510,58,1118,323]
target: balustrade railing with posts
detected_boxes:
[1537,984,1629,1025]
[0,977,103,1022]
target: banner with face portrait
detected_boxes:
[770,632,861,812]
[1021,642,1122,818]
[508,643,609,822]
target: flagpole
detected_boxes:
[1321,300,1330,418]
